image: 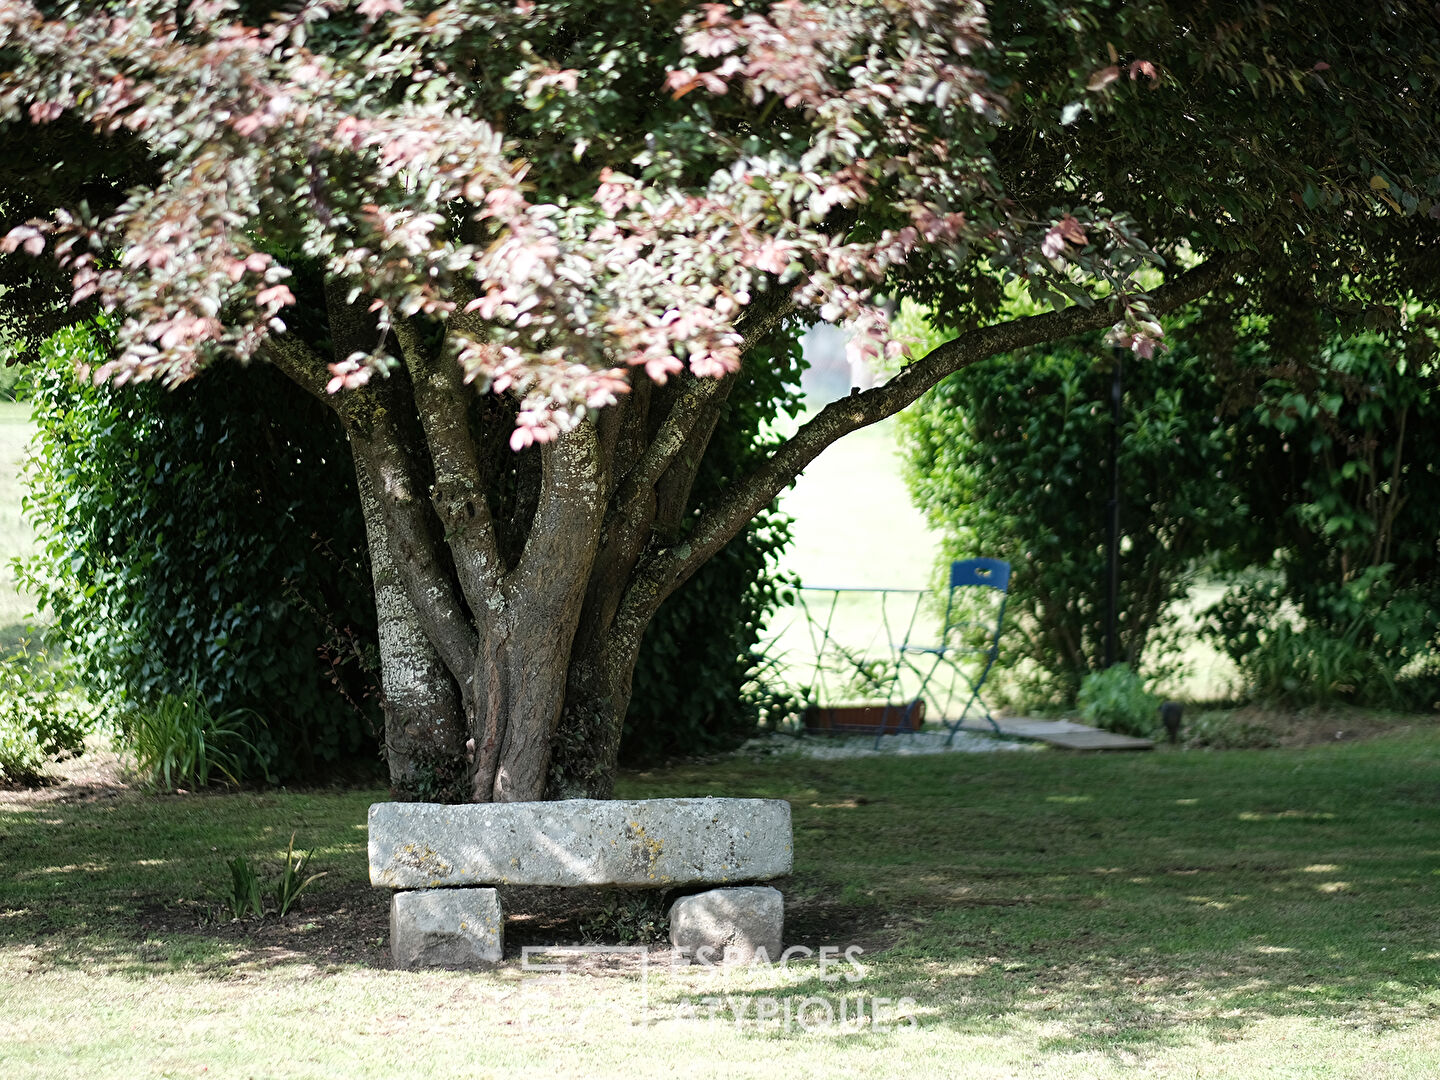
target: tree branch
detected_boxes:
[735,283,797,350]
[652,383,731,538]
[612,283,795,499]
[394,314,504,608]
[349,414,480,681]
[610,371,730,514]
[575,289,792,653]
[636,254,1250,603]
[261,331,332,404]
[515,419,606,598]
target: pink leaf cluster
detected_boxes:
[1040,215,1089,260]
[1105,309,1167,359]
[0,0,1162,440]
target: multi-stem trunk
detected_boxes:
[340,359,609,802]
[263,258,1239,802]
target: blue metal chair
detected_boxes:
[876,558,1011,746]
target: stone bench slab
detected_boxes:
[369,797,792,889]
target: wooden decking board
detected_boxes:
[956,717,1154,751]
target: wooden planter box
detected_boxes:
[803,701,925,735]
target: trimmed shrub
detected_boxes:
[23,325,382,781]
[898,305,1240,706]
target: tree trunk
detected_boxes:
[353,445,469,801]
[345,382,607,803]
[465,551,599,802]
[259,256,1243,803]
[546,610,649,800]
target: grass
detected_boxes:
[3,729,1440,1077]
[0,400,39,646]
[775,414,940,592]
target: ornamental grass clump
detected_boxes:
[122,689,264,791]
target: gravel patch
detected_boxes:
[738,729,1039,760]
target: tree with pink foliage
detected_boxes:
[1,0,1436,800]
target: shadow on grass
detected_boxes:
[0,786,394,978]
[2,879,393,979]
[656,932,1440,1053]
[4,732,1440,1054]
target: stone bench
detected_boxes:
[369,797,792,968]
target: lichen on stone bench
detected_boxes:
[369,797,792,888]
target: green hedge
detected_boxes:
[23,326,381,781]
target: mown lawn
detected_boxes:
[2,728,1439,1078]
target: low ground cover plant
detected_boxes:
[1077,663,1162,739]
[217,834,326,921]
[0,640,94,783]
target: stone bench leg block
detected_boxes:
[669,886,783,964]
[391,887,504,969]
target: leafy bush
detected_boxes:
[222,856,266,920]
[1077,664,1161,739]
[1238,624,1400,709]
[0,642,95,784]
[1206,567,1436,708]
[273,833,327,917]
[897,303,1239,706]
[217,837,326,920]
[900,301,1440,713]
[23,324,382,781]
[1226,331,1440,595]
[1206,327,1440,707]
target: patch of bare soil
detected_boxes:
[498,884,894,952]
[0,744,384,808]
[0,744,132,806]
[1230,706,1424,748]
[782,897,907,955]
[129,879,394,971]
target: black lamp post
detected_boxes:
[1104,354,1122,669]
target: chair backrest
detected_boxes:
[949,558,1010,592]
[940,559,1011,653]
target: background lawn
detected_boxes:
[3,730,1439,1078]
[0,400,39,649]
